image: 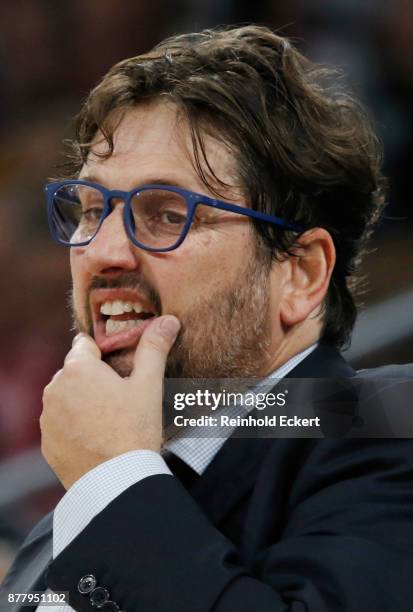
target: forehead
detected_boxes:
[80,101,241,198]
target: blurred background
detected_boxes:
[0,0,412,578]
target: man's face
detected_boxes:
[71,101,284,378]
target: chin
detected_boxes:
[103,349,135,378]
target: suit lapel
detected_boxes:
[190,436,273,525]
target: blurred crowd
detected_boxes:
[0,0,412,577]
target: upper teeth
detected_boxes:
[100,300,146,316]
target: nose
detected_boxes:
[82,201,138,276]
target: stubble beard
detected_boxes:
[71,248,273,379]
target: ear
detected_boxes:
[278,228,336,328]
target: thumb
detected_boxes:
[131,315,180,381]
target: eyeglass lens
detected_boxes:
[51,185,191,248]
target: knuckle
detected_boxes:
[39,405,51,432]
[43,369,63,399]
[42,383,53,404]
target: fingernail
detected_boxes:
[158,316,180,340]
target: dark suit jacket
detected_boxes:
[2,344,413,611]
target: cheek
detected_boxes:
[151,229,253,311]
[70,249,88,309]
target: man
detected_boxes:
[2,25,413,612]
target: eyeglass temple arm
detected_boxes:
[200,198,307,233]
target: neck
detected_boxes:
[259,320,322,377]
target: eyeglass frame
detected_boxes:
[45,179,307,252]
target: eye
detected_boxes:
[81,207,102,221]
[159,210,187,225]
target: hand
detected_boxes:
[40,315,180,489]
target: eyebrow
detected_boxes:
[78,174,194,191]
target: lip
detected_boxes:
[90,288,158,354]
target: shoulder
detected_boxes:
[356,362,413,379]
[351,360,413,436]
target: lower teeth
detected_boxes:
[105,318,143,336]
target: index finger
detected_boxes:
[64,333,101,364]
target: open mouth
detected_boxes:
[101,300,155,335]
[91,289,158,354]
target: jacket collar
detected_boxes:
[285,342,355,379]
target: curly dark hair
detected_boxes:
[66,25,387,348]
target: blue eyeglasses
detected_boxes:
[44,180,306,252]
